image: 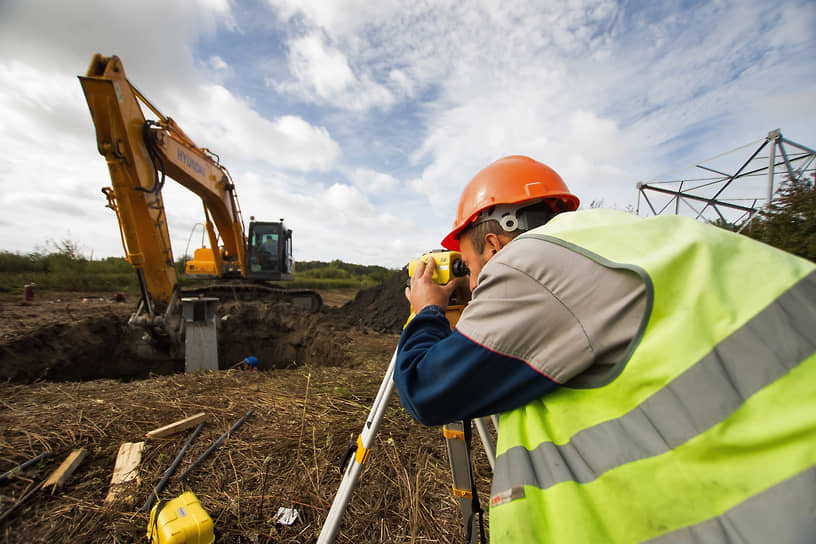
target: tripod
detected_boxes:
[317,346,497,543]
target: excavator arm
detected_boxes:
[79,54,248,324]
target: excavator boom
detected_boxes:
[80,58,183,321]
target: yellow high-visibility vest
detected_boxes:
[490,209,816,543]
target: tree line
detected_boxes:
[719,176,815,262]
[0,242,397,293]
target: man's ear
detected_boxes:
[484,232,503,255]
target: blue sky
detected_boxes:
[0,0,814,267]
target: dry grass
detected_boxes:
[0,350,493,543]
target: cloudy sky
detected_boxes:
[1,0,814,268]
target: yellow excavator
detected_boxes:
[79,54,321,341]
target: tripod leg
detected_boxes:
[317,347,398,544]
[443,421,483,543]
[474,417,496,470]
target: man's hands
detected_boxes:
[405,257,460,312]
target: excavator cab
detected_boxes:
[247,221,294,281]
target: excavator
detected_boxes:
[79,54,321,345]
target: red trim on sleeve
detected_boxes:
[454,327,561,384]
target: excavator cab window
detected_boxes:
[247,222,294,281]
[260,234,278,256]
[284,231,293,275]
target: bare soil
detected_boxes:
[0,274,491,543]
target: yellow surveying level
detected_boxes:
[406,251,471,328]
[407,250,469,285]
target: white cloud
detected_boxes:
[209,56,229,71]
[349,168,399,192]
[324,184,376,220]
[164,84,341,172]
[266,0,403,35]
[406,81,632,214]
[224,168,415,266]
[273,32,395,111]
[288,34,357,98]
[567,111,621,155]
[196,0,239,31]
[0,1,237,89]
[388,69,415,98]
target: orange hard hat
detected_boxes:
[441,155,579,250]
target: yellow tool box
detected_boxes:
[147,491,214,544]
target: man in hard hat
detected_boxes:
[396,155,816,543]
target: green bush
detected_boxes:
[296,259,394,280]
[0,251,48,273]
[0,240,137,294]
[0,271,138,294]
[298,267,352,279]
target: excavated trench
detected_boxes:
[0,315,164,382]
[0,271,410,383]
[0,303,352,382]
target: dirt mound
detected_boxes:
[341,269,410,333]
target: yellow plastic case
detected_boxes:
[147,492,215,544]
[407,251,464,285]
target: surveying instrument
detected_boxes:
[317,251,496,544]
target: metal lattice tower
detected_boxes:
[636,129,816,228]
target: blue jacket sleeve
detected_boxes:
[395,305,558,426]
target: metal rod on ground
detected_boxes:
[139,422,205,513]
[0,452,50,483]
[317,348,398,544]
[177,409,254,482]
[0,479,45,524]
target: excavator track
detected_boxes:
[181,283,322,313]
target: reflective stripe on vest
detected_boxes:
[644,465,816,543]
[489,210,816,543]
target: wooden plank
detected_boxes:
[43,448,87,493]
[104,442,144,504]
[146,412,207,439]
[109,442,144,484]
